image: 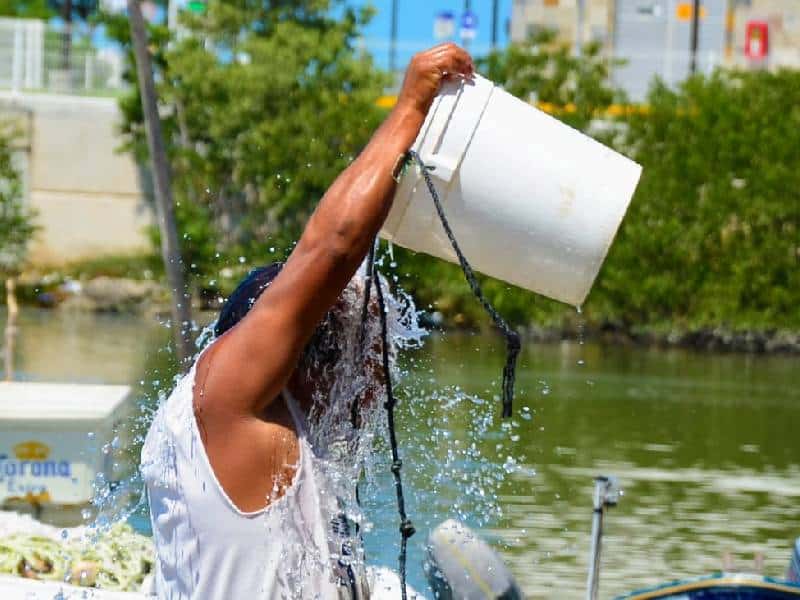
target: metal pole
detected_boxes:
[491,0,499,49]
[575,0,586,56]
[62,0,73,71]
[586,478,605,600]
[127,0,194,364]
[690,0,701,74]
[11,22,23,94]
[389,0,398,74]
[585,476,620,600]
[463,0,472,50]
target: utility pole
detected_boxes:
[61,0,73,70]
[690,0,701,74]
[575,0,586,56]
[491,0,499,49]
[127,0,194,364]
[389,0,398,75]
[462,0,473,51]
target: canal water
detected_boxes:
[4,307,799,598]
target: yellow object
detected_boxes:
[13,441,50,461]
[676,2,707,21]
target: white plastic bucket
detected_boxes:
[381,75,643,307]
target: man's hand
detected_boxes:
[397,43,474,118]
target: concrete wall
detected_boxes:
[0,92,152,266]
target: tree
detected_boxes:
[104,0,388,293]
[600,69,800,329]
[478,29,625,131]
[0,0,53,19]
[0,120,37,381]
[128,0,193,363]
[0,121,36,279]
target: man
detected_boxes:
[141,44,474,598]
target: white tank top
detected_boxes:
[141,352,367,599]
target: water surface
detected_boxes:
[3,308,798,598]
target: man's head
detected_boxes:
[214,263,284,338]
[214,263,369,404]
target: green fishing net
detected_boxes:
[0,522,153,591]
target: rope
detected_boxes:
[373,258,415,600]
[406,150,520,418]
[356,148,522,598]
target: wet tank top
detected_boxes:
[141,353,366,599]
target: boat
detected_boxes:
[616,573,800,599]
[587,476,800,600]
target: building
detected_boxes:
[0,92,151,266]
[511,0,800,101]
[731,0,800,67]
[0,18,148,267]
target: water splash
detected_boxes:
[85,265,518,594]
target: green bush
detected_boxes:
[107,13,799,332]
[0,120,37,277]
[601,69,800,330]
[104,0,388,293]
[401,56,800,332]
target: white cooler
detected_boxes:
[0,382,131,509]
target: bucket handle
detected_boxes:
[416,75,495,184]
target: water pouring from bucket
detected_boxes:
[382,74,643,308]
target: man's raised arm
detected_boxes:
[201,44,474,415]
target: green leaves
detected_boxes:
[0,121,37,275]
[108,0,387,291]
[478,29,624,130]
[110,12,798,332]
[605,69,800,329]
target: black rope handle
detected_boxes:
[357,241,414,599]
[373,263,415,600]
[354,148,522,599]
[407,150,521,418]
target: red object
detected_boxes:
[745,21,769,60]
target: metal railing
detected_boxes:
[0,18,127,96]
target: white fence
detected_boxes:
[0,18,126,95]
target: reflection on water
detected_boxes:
[3,308,798,598]
[3,308,173,385]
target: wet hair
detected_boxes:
[213,262,345,375]
[214,263,284,337]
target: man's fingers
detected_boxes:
[431,44,473,77]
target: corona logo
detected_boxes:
[13,441,51,461]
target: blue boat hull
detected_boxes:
[617,573,800,599]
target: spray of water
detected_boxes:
[77,264,519,595]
